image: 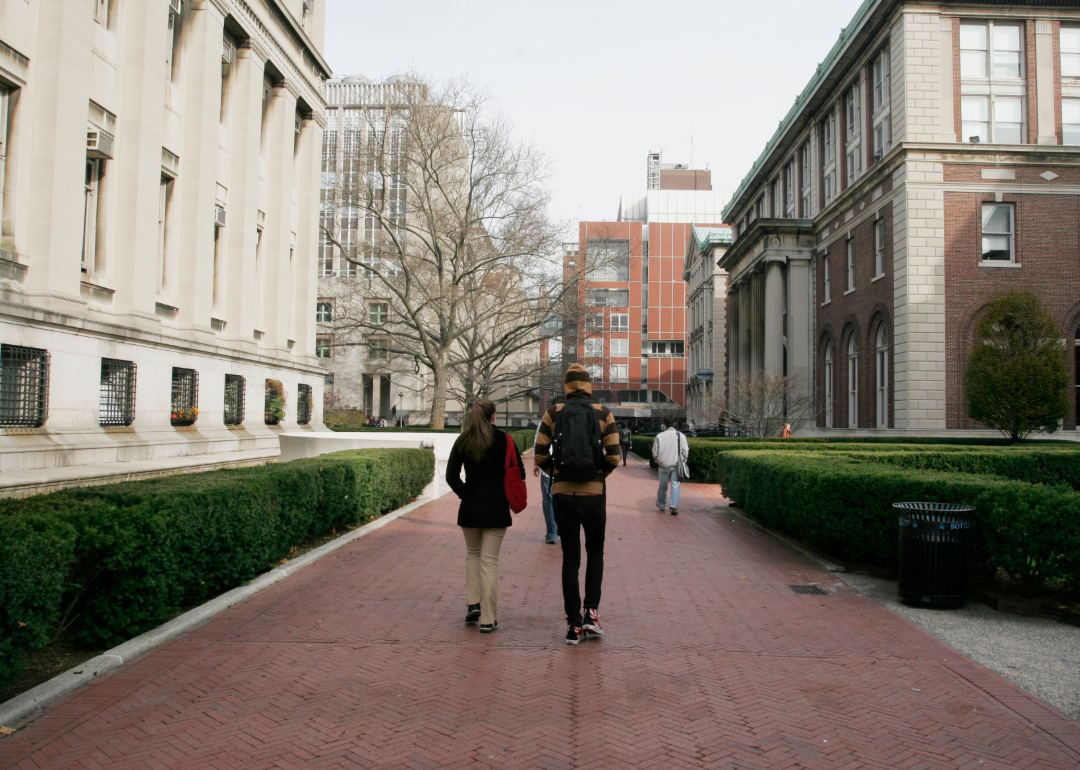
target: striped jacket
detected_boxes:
[534,395,621,495]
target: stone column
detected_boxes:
[728,284,739,380]
[1035,20,1058,145]
[261,80,298,352]
[371,374,382,417]
[750,271,765,373]
[738,278,751,376]
[291,110,322,361]
[787,257,813,404]
[175,0,226,340]
[225,42,269,347]
[763,260,784,375]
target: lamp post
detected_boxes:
[397,390,404,427]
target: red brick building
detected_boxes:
[551,156,731,422]
[720,0,1080,436]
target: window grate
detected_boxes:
[297,383,312,425]
[788,584,829,596]
[224,374,245,425]
[99,358,136,426]
[171,367,199,426]
[265,379,285,425]
[0,344,50,428]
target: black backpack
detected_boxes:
[552,399,606,482]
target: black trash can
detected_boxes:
[894,502,974,607]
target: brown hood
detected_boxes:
[564,363,593,399]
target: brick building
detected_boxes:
[554,154,731,423]
[720,0,1080,436]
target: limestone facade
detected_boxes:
[0,0,331,475]
[721,0,1080,436]
[682,225,730,426]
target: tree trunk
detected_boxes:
[429,364,448,430]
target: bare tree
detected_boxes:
[320,76,577,428]
[713,372,814,438]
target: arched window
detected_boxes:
[847,334,859,427]
[823,340,834,428]
[875,323,889,429]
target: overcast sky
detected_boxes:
[323,0,864,231]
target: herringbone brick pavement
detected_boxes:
[2,456,1079,769]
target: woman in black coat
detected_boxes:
[446,400,524,633]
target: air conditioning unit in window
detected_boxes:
[303,0,313,9]
[86,129,114,160]
[872,149,883,163]
[214,206,226,227]
[222,39,233,63]
[169,0,181,15]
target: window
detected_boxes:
[585,239,630,282]
[171,367,199,426]
[166,1,183,85]
[609,364,629,383]
[610,339,629,358]
[0,344,49,428]
[961,22,1022,79]
[962,95,1023,145]
[875,324,889,429]
[981,203,1014,262]
[649,341,684,357]
[784,161,796,218]
[264,379,285,425]
[95,0,112,28]
[315,337,331,359]
[846,239,855,291]
[224,374,245,425]
[297,384,312,425]
[874,219,886,278]
[158,176,175,292]
[873,49,891,112]
[586,289,630,307]
[368,302,388,325]
[585,313,604,332]
[82,159,102,274]
[1064,99,1080,145]
[847,335,858,427]
[1063,27,1080,78]
[316,302,331,323]
[846,83,861,139]
[822,112,837,205]
[584,338,604,358]
[99,358,136,427]
[611,313,629,332]
[585,364,603,381]
[823,254,831,303]
[871,49,892,161]
[799,143,811,217]
[823,340,834,428]
[367,340,387,360]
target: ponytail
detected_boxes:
[459,400,496,463]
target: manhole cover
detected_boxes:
[788,584,829,595]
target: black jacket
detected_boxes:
[446,427,524,529]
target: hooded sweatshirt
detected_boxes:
[533,363,621,495]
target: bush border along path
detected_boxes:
[0,448,434,690]
[630,435,1080,594]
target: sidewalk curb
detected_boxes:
[0,492,442,730]
[723,505,847,574]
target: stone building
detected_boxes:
[0,0,331,487]
[683,225,731,426]
[721,0,1080,436]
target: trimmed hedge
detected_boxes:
[0,448,433,684]
[329,426,462,433]
[715,450,1080,593]
[858,450,1080,490]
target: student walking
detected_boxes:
[652,419,689,515]
[533,421,558,544]
[618,422,632,466]
[534,364,621,645]
[446,400,525,633]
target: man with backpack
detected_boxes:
[534,364,621,645]
[651,418,689,515]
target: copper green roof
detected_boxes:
[691,225,733,250]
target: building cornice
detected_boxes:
[719,219,816,276]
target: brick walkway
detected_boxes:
[2,457,1080,769]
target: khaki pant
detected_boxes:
[461,527,507,625]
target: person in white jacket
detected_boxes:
[651,419,689,515]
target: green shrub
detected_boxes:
[715,450,1080,592]
[329,426,462,433]
[507,429,535,456]
[0,448,433,683]
[858,450,1080,490]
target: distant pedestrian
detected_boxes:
[380,417,387,428]
[651,419,689,516]
[689,420,697,433]
[446,400,524,633]
[618,422,632,466]
[533,421,558,544]
[534,364,620,645]
[781,423,792,438]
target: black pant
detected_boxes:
[553,493,606,625]
[619,443,628,463]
